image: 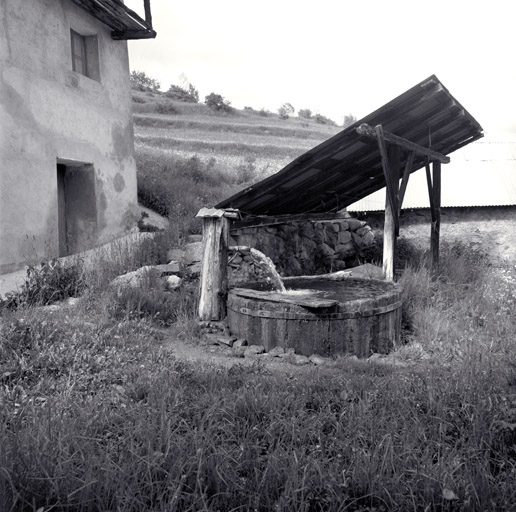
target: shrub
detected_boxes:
[132,95,146,104]
[130,70,160,92]
[259,108,272,117]
[155,101,180,115]
[235,156,257,184]
[136,151,240,239]
[205,92,232,113]
[314,113,337,125]
[298,108,312,119]
[1,259,86,310]
[278,102,295,120]
[343,113,357,128]
[166,84,199,103]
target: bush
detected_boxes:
[298,108,312,119]
[205,92,232,113]
[259,108,272,117]
[155,101,180,115]
[166,84,199,103]
[1,259,86,310]
[130,70,160,92]
[278,102,295,120]
[136,151,240,238]
[314,113,337,126]
[343,113,357,128]
[132,95,146,104]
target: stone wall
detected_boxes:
[229,214,375,278]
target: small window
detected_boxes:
[70,29,100,81]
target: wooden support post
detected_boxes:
[143,0,153,27]
[379,137,400,282]
[196,208,238,321]
[431,161,441,268]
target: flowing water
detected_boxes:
[249,248,287,293]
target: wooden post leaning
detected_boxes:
[196,208,239,321]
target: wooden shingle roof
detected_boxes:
[70,0,156,39]
[217,75,483,216]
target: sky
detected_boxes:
[125,0,516,134]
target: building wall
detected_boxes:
[0,0,139,273]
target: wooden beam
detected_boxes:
[197,210,231,321]
[424,158,436,220]
[375,125,399,231]
[356,123,450,163]
[143,0,153,28]
[111,29,156,40]
[430,161,441,269]
[398,151,415,213]
[382,144,400,281]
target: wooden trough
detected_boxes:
[227,277,402,358]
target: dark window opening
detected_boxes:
[70,29,100,81]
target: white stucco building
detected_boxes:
[0,0,155,273]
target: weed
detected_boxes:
[1,259,85,310]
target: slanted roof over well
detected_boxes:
[71,0,156,39]
[217,75,483,216]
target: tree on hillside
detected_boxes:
[343,113,357,128]
[205,93,232,113]
[130,70,160,92]
[278,103,295,120]
[298,108,312,119]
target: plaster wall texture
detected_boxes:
[0,0,139,273]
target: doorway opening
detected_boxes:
[56,160,97,256]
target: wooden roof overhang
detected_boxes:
[70,0,156,40]
[216,75,483,216]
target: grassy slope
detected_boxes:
[132,90,341,182]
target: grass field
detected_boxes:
[132,90,340,189]
[2,93,516,511]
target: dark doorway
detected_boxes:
[57,164,68,256]
[56,161,97,256]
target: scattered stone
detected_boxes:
[233,338,248,347]
[155,262,180,274]
[164,275,182,291]
[187,234,203,243]
[283,347,296,356]
[110,266,156,289]
[309,354,328,366]
[268,346,285,357]
[232,346,246,358]
[184,242,203,264]
[186,261,201,277]
[216,336,234,347]
[293,354,311,366]
[244,345,265,356]
[167,248,184,262]
[65,297,80,306]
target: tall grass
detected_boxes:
[2,243,516,510]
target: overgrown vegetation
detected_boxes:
[130,70,161,92]
[204,92,232,113]
[2,241,516,510]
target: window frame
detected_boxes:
[70,29,100,82]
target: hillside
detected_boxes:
[132,90,341,184]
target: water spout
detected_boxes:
[249,248,287,293]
